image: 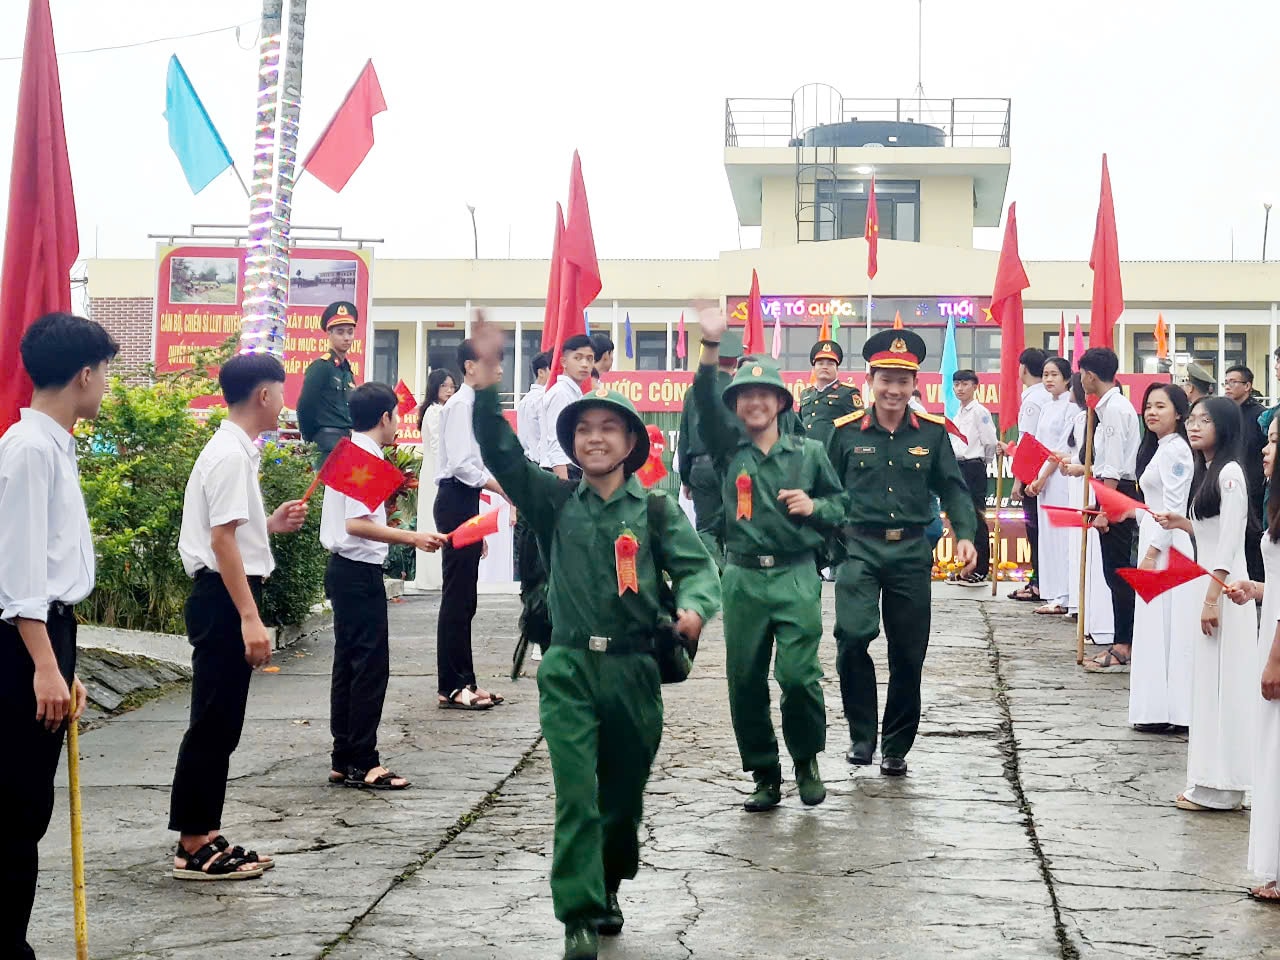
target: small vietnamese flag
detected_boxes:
[316,437,405,511]
[1042,504,1103,528]
[1010,434,1056,484]
[450,509,500,548]
[1118,548,1216,603]
[1090,478,1149,522]
[393,379,416,416]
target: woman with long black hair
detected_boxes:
[416,368,458,456]
[1156,396,1255,811]
[1128,383,1196,732]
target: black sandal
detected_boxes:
[211,834,274,870]
[345,766,411,790]
[173,841,263,881]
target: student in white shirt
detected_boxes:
[1004,348,1050,601]
[1025,358,1078,612]
[948,369,999,585]
[322,383,446,790]
[0,313,116,958]
[540,335,595,478]
[434,339,507,710]
[516,351,551,460]
[169,354,308,881]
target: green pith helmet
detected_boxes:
[722,359,795,412]
[720,329,744,359]
[556,386,651,474]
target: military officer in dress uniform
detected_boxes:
[297,301,358,467]
[799,339,862,445]
[826,329,978,777]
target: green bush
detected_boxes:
[258,440,328,626]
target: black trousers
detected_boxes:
[959,459,991,577]
[168,572,262,834]
[1022,492,1040,588]
[325,555,390,773]
[435,479,482,697]
[1,606,76,960]
[1098,480,1139,647]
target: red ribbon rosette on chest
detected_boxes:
[615,530,640,595]
[635,425,668,489]
[735,471,753,520]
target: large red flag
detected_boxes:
[1089,154,1124,349]
[540,203,565,352]
[302,60,387,192]
[865,175,879,279]
[549,152,601,382]
[743,269,766,356]
[992,202,1030,435]
[0,0,78,435]
[317,437,405,511]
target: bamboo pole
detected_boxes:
[67,684,88,960]
[991,442,1004,596]
[1075,406,1098,664]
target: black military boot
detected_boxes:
[563,925,599,959]
[743,765,783,812]
[597,891,624,936]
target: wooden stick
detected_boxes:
[991,447,1004,596]
[1076,408,1098,665]
[67,684,89,960]
[300,470,324,505]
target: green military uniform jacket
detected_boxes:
[826,405,977,541]
[691,364,845,557]
[799,381,863,446]
[472,386,721,645]
[677,369,732,486]
[297,351,355,441]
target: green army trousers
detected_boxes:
[833,534,932,759]
[722,561,826,773]
[537,645,663,926]
[688,459,725,564]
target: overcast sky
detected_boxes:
[1,0,1278,270]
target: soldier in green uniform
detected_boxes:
[799,338,863,445]
[297,300,358,467]
[694,308,846,812]
[827,329,978,777]
[677,329,743,561]
[469,323,720,960]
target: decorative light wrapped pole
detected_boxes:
[240,0,307,357]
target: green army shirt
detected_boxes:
[472,386,721,645]
[677,369,732,486]
[691,364,845,556]
[799,381,863,446]
[296,352,355,440]
[827,405,977,541]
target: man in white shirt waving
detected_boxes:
[949,369,999,586]
[0,313,117,957]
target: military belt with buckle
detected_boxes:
[848,524,925,543]
[553,633,656,655]
[725,551,812,570]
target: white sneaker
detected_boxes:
[530,645,543,662]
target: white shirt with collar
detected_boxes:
[1018,382,1050,439]
[540,374,585,469]
[320,430,389,564]
[950,399,999,463]
[0,409,95,622]
[434,383,493,489]
[1092,386,1141,482]
[515,381,547,460]
[178,420,275,578]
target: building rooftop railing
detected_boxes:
[724,95,1011,149]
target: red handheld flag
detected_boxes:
[944,418,968,445]
[302,60,387,192]
[635,424,669,489]
[993,203,1030,435]
[865,175,879,279]
[743,269,766,356]
[1117,548,1211,604]
[1089,478,1147,521]
[540,203,565,353]
[450,509,500,548]
[1042,505,1102,529]
[0,0,78,435]
[393,379,416,416]
[1011,434,1055,484]
[1088,154,1124,349]
[317,437,406,511]
[549,152,601,381]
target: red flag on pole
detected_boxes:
[540,203,565,353]
[316,437,405,511]
[393,379,416,416]
[549,152,601,382]
[993,203,1031,435]
[817,315,831,342]
[1118,548,1214,603]
[1088,154,1124,350]
[0,0,78,435]
[865,175,879,279]
[1089,477,1149,522]
[1154,312,1168,361]
[676,311,687,360]
[1058,311,1067,358]
[1011,434,1056,484]
[893,310,904,330]
[302,60,387,192]
[450,509,500,548]
[743,269,766,356]
[1073,314,1085,369]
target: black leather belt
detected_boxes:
[552,633,655,655]
[848,525,924,542]
[725,551,812,570]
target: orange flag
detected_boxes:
[450,510,500,548]
[817,315,831,342]
[1155,313,1168,360]
[892,310,904,330]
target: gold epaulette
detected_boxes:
[834,410,866,428]
[319,352,332,361]
[916,411,945,425]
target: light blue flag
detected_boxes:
[164,55,233,194]
[940,315,960,420]
[624,312,634,358]
[583,310,591,335]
